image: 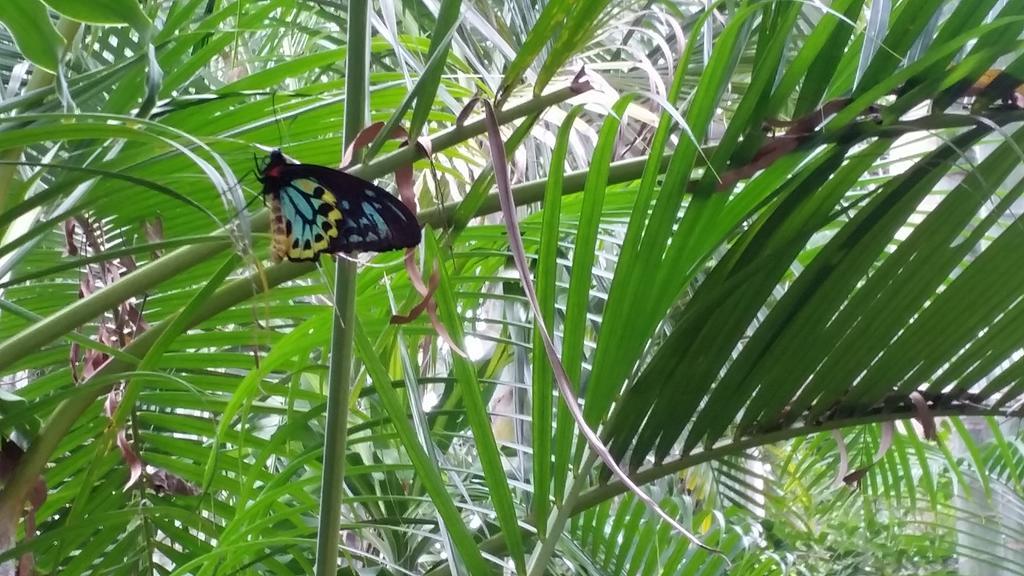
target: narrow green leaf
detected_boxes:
[203,311,332,493]
[583,46,694,432]
[500,0,575,96]
[737,128,985,432]
[43,0,152,31]
[950,417,992,499]
[689,141,890,451]
[781,0,865,115]
[587,4,761,431]
[408,0,462,139]
[554,95,632,484]
[610,497,647,574]
[533,104,583,529]
[858,0,946,91]
[0,0,65,73]
[364,23,460,161]
[853,0,890,88]
[535,0,613,91]
[353,318,489,574]
[431,232,527,575]
[987,418,1023,492]
[218,49,345,92]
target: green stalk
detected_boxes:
[314,260,356,575]
[313,2,370,573]
[526,452,596,575]
[346,82,587,178]
[420,151,674,229]
[569,408,1005,512]
[0,222,249,372]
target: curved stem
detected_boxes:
[526,452,596,576]
[572,406,1007,512]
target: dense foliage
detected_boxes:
[1,0,1023,574]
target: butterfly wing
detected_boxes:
[314,169,422,254]
[270,178,345,262]
[264,160,420,262]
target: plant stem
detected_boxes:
[314,1,370,573]
[571,408,1007,512]
[314,258,356,575]
[417,109,1024,229]
[346,82,588,181]
[526,452,597,576]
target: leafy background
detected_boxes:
[1,0,1024,574]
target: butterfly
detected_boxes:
[257,149,421,262]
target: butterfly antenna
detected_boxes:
[243,192,261,211]
[223,173,262,221]
[271,90,285,147]
[250,152,270,207]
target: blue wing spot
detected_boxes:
[349,234,361,243]
[365,205,388,234]
[365,232,379,242]
[365,190,376,198]
[284,187,317,220]
[341,200,350,210]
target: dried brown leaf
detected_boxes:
[910,391,937,440]
[147,467,200,496]
[117,431,143,491]
[63,219,78,256]
[842,421,895,488]
[831,429,850,487]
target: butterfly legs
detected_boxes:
[252,153,270,208]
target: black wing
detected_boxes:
[280,164,422,254]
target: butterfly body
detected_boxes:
[258,150,421,262]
